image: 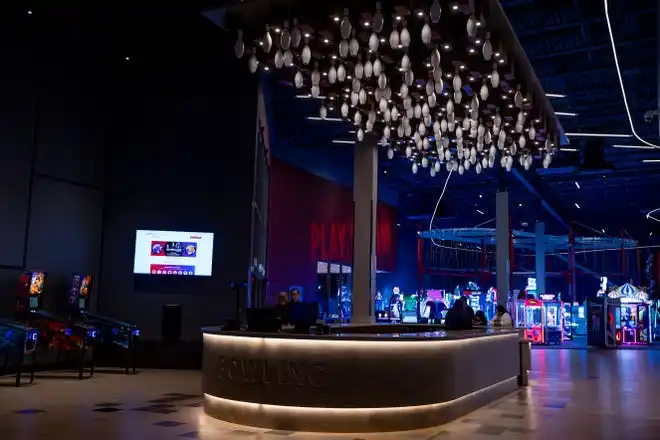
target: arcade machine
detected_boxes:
[463,282,483,314]
[72,274,139,374]
[15,271,99,379]
[562,300,573,340]
[520,297,563,345]
[401,290,420,323]
[386,287,404,323]
[483,287,497,321]
[0,320,39,386]
[588,283,651,347]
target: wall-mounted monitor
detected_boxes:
[133,230,214,276]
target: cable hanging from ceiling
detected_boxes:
[603,0,660,149]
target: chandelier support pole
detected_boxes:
[351,135,378,324]
[495,190,510,308]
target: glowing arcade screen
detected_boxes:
[69,274,93,309]
[133,230,214,276]
[18,271,46,309]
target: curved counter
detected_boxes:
[202,327,521,432]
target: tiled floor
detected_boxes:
[1,349,660,439]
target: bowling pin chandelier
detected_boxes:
[234,0,559,176]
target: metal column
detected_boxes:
[535,222,546,295]
[351,136,378,324]
[496,191,510,307]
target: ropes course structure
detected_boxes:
[416,226,644,299]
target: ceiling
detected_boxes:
[18,2,658,244]
[246,0,660,242]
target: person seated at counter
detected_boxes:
[274,291,290,324]
[490,305,513,327]
[444,298,472,330]
[473,310,488,326]
[289,288,301,304]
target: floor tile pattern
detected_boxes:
[1,349,660,439]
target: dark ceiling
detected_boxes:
[12,2,659,245]
[240,0,660,242]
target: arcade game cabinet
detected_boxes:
[16,271,98,379]
[588,283,651,347]
[72,275,139,373]
[387,287,404,323]
[0,320,38,386]
[520,298,563,345]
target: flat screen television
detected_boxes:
[133,230,214,277]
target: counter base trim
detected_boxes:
[204,376,518,433]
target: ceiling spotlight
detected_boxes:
[304,33,311,38]
[451,4,459,10]
[396,15,402,21]
[417,11,424,17]
[333,16,340,22]
[323,38,329,44]
[274,28,281,33]
[364,21,370,26]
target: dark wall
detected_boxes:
[268,158,397,303]
[0,11,105,314]
[100,14,257,340]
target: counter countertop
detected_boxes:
[201,326,519,341]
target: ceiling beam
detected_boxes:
[511,168,570,229]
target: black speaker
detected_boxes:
[162,304,182,343]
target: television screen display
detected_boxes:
[133,230,214,276]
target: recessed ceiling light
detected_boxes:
[333,16,340,22]
[452,4,459,10]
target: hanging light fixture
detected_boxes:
[232,0,560,177]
